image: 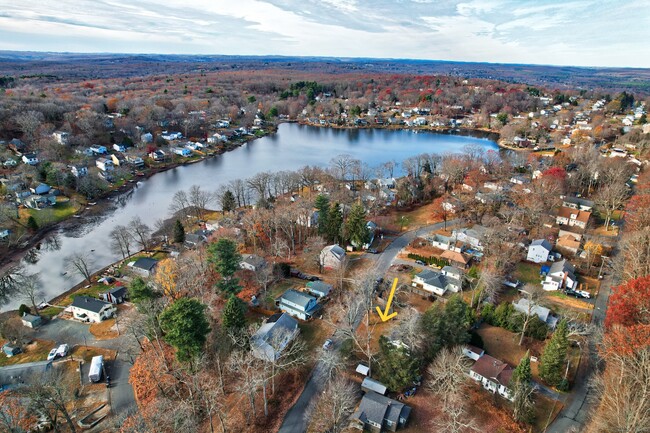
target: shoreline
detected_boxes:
[1,121,505,311]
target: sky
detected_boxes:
[0,0,648,68]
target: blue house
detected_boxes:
[90,145,108,155]
[172,147,192,157]
[276,289,319,320]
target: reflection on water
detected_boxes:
[2,124,497,310]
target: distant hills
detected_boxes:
[0,51,648,93]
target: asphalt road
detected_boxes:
[545,247,618,432]
[277,220,457,433]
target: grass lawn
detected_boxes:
[0,339,56,367]
[514,262,542,286]
[534,395,564,433]
[299,320,333,352]
[476,324,545,381]
[38,305,64,319]
[70,346,116,363]
[60,284,108,306]
[263,278,302,309]
[23,200,81,227]
[544,291,594,312]
[89,319,119,340]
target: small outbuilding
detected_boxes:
[21,313,43,329]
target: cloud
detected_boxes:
[0,0,647,67]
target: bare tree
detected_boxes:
[15,110,44,141]
[109,224,132,260]
[305,377,359,433]
[426,347,471,401]
[518,284,545,345]
[28,369,78,433]
[169,190,190,222]
[65,252,94,284]
[188,185,215,220]
[594,180,629,231]
[432,393,480,433]
[129,216,152,251]
[227,350,261,424]
[17,273,44,317]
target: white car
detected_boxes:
[322,339,333,350]
[3,159,16,167]
[56,344,69,358]
[576,290,591,299]
[47,348,58,361]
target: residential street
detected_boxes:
[278,220,456,433]
[545,244,619,433]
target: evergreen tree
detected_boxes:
[159,298,211,362]
[207,238,242,294]
[172,219,185,244]
[512,351,535,423]
[27,216,38,231]
[325,203,343,244]
[419,295,471,361]
[222,295,247,331]
[314,194,330,236]
[222,190,236,214]
[375,336,420,392]
[539,319,569,386]
[345,202,369,248]
[129,277,156,306]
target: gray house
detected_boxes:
[21,313,43,329]
[251,313,299,361]
[351,391,411,433]
[130,257,159,277]
[275,289,319,320]
[305,281,333,298]
[320,244,346,270]
[240,254,267,272]
[100,286,128,304]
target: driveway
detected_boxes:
[278,220,457,433]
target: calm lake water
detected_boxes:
[5,123,498,310]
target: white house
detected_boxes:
[95,158,114,172]
[462,345,485,361]
[556,207,590,229]
[527,239,552,263]
[171,147,192,157]
[70,296,116,323]
[240,254,267,272]
[513,298,558,329]
[52,131,69,145]
[469,354,514,401]
[70,165,88,178]
[542,259,578,291]
[113,143,127,152]
[21,153,39,165]
[320,244,346,270]
[412,268,462,296]
[129,257,159,278]
[452,225,486,251]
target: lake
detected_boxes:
[4,123,498,310]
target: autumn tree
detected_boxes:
[207,238,242,294]
[583,240,603,269]
[0,390,36,433]
[154,258,180,299]
[539,319,569,387]
[159,297,211,363]
[605,275,650,328]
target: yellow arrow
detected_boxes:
[376,278,399,322]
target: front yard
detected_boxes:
[0,338,56,367]
[513,262,542,286]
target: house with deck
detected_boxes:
[350,391,411,433]
[469,354,514,401]
[276,289,319,320]
[251,313,299,361]
[542,259,578,291]
[70,296,116,323]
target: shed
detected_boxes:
[356,364,370,376]
[21,313,43,329]
[305,281,333,298]
[2,343,21,357]
[361,377,388,396]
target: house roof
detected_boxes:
[305,280,333,296]
[441,250,470,265]
[557,206,591,223]
[242,254,266,268]
[549,259,576,275]
[563,196,594,208]
[512,298,551,322]
[251,313,298,361]
[352,391,411,427]
[442,266,463,279]
[21,313,42,325]
[107,286,127,298]
[278,289,317,310]
[530,239,552,251]
[470,354,514,387]
[361,377,388,395]
[71,296,111,314]
[322,244,346,260]
[556,234,580,250]
[132,257,158,272]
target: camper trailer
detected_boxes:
[88,355,103,383]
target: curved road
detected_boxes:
[278,220,457,433]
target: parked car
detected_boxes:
[3,159,16,167]
[576,290,591,299]
[47,348,58,361]
[56,344,69,358]
[367,248,379,254]
[322,339,333,350]
[415,260,426,266]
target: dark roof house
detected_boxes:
[351,391,411,433]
